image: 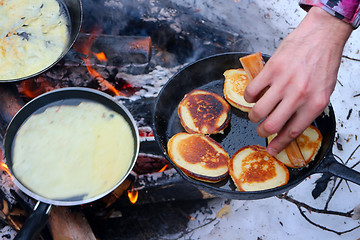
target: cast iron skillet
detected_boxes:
[1,0,83,82]
[153,52,360,200]
[3,87,140,239]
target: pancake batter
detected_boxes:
[12,101,135,200]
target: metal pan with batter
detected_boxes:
[3,87,139,239]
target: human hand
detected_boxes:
[244,7,353,156]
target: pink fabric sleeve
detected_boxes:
[299,0,360,28]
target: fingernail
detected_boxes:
[267,147,278,156]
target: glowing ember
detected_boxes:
[0,162,13,178]
[158,164,168,172]
[129,38,151,52]
[128,189,139,204]
[19,77,54,99]
[93,52,107,62]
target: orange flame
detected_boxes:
[83,57,120,96]
[93,52,107,62]
[158,164,168,172]
[128,190,139,204]
[0,163,13,178]
[19,77,54,99]
[74,26,121,96]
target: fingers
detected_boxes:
[255,93,302,137]
[266,115,310,156]
[266,98,328,155]
[244,70,271,103]
[247,83,282,124]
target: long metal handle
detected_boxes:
[14,201,52,240]
[316,152,360,185]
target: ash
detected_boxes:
[0,226,16,240]
[115,65,183,101]
[0,173,16,205]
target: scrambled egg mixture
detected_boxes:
[0,0,69,80]
[13,102,135,200]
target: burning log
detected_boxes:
[134,154,170,174]
[73,33,152,66]
[17,77,56,100]
[15,34,152,100]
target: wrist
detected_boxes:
[299,0,360,28]
[301,7,353,46]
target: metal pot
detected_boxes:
[3,87,139,239]
[1,0,83,82]
[153,52,360,200]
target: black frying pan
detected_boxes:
[153,52,360,200]
[1,0,82,82]
[3,87,140,239]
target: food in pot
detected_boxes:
[178,89,231,134]
[267,125,323,168]
[0,0,69,80]
[223,68,255,112]
[167,132,229,183]
[12,101,135,200]
[229,145,289,191]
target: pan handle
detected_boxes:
[316,152,360,185]
[14,202,52,240]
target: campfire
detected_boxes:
[0,0,249,239]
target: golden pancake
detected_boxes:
[167,132,229,182]
[178,89,231,134]
[223,68,255,112]
[229,145,289,191]
[267,125,322,168]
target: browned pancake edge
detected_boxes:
[229,145,289,191]
[178,89,231,135]
[167,132,229,183]
[223,69,254,112]
[267,125,323,168]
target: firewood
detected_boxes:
[48,207,96,240]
